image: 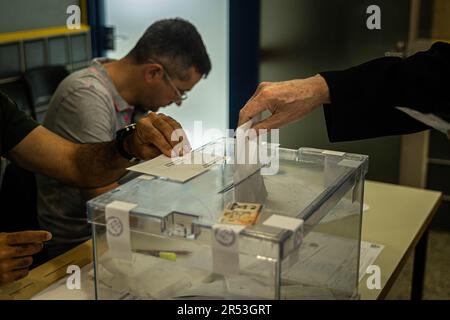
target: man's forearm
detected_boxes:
[9,114,174,189]
[8,126,131,188]
[81,182,120,201]
[72,141,130,188]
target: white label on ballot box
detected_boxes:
[322,150,345,157]
[105,201,137,261]
[263,215,304,267]
[211,224,245,275]
[337,159,362,168]
[263,215,304,247]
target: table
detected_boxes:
[357,181,441,299]
[0,181,442,300]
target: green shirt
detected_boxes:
[0,91,38,157]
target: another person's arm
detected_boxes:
[321,41,449,116]
[319,41,448,141]
[238,75,330,130]
[239,42,449,141]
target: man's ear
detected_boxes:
[144,64,163,82]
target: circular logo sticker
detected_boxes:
[106,216,123,237]
[214,227,236,247]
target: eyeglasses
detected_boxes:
[148,58,188,102]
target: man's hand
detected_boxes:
[0,231,52,284]
[125,112,191,159]
[7,113,191,189]
[238,74,330,131]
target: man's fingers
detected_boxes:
[238,104,255,127]
[238,95,270,128]
[132,113,191,158]
[128,124,170,159]
[11,243,43,258]
[252,112,289,132]
[136,120,173,157]
[159,114,182,131]
[11,256,33,270]
[147,129,173,157]
[0,256,33,272]
[148,113,179,148]
[12,243,43,258]
[0,268,29,284]
[4,231,51,245]
[159,114,191,151]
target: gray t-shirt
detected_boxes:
[37,58,136,257]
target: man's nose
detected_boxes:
[175,100,182,107]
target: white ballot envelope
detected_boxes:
[396,107,450,136]
[127,151,224,183]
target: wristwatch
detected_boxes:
[115,123,137,161]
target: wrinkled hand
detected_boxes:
[238,74,330,131]
[0,231,52,284]
[125,113,191,160]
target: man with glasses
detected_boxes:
[37,18,211,258]
[0,90,188,283]
[148,58,189,104]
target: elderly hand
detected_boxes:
[238,74,330,131]
[125,112,191,160]
[0,231,52,284]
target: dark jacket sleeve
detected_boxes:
[319,41,450,142]
[0,91,38,156]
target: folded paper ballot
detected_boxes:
[236,118,254,134]
[127,152,225,183]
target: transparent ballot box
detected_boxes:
[87,138,368,300]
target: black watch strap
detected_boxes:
[116,123,137,161]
